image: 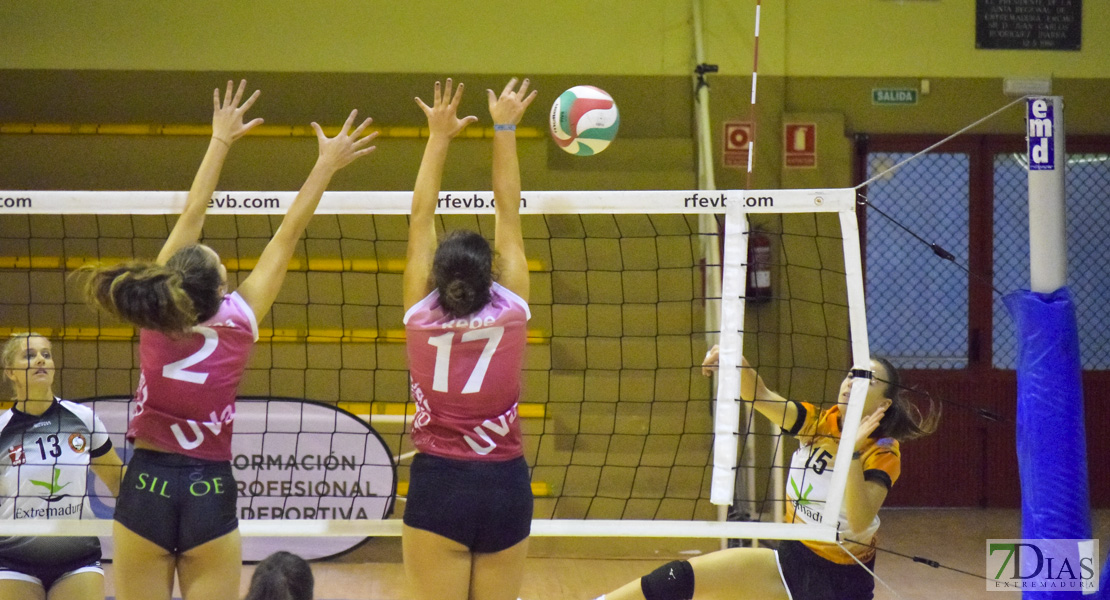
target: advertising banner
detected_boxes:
[83,397,396,561]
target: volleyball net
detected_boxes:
[0,186,866,557]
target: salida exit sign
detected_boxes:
[872,88,918,105]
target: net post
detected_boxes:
[710,201,749,508]
[820,207,873,528]
[1026,96,1066,293]
[692,0,724,538]
[691,0,717,193]
[1011,96,1095,593]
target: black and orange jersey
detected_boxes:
[783,401,901,565]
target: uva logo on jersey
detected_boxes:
[462,404,519,456]
[7,445,25,466]
[170,404,236,451]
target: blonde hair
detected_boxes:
[2,332,49,394]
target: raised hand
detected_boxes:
[487,77,538,127]
[701,345,720,376]
[211,79,264,145]
[415,78,479,139]
[854,405,889,453]
[312,110,378,172]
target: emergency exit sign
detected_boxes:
[872,88,918,105]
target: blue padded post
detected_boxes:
[1004,288,1092,599]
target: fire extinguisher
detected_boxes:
[746,230,772,303]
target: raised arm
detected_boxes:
[236,110,377,320]
[158,80,263,264]
[403,79,479,310]
[487,78,537,301]
[842,406,890,533]
[702,346,799,431]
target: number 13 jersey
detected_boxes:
[0,400,112,565]
[404,282,530,461]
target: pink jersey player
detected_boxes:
[129,291,259,461]
[404,282,529,461]
[400,78,539,600]
[79,79,377,600]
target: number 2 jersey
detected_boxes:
[404,282,530,461]
[783,402,901,565]
[129,291,259,461]
[0,399,113,565]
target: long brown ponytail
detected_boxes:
[873,356,941,442]
[78,244,223,335]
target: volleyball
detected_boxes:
[549,85,620,156]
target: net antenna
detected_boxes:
[0,186,865,544]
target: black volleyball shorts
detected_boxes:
[114,449,238,553]
[403,453,532,553]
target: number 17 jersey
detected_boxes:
[404,282,530,461]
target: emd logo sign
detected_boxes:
[1027,98,1056,171]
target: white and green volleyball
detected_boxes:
[549,85,620,156]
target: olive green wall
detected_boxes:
[5,1,1108,78]
[783,0,1110,78]
[3,0,1108,192]
[1,0,1107,525]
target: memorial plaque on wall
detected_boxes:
[976,0,1081,50]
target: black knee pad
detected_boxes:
[641,559,695,600]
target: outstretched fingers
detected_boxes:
[441,78,454,106]
[351,116,375,139]
[855,406,888,448]
[241,117,264,133]
[238,88,261,113]
[212,79,263,143]
[222,80,235,109]
[339,109,359,135]
[421,78,477,138]
[489,77,536,125]
[231,79,247,107]
[449,81,466,110]
[350,119,378,156]
[313,112,378,170]
[520,88,538,109]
